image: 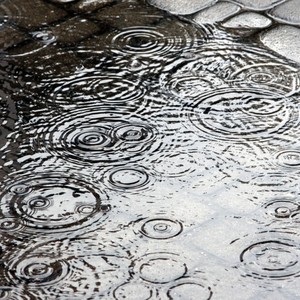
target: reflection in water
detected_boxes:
[1,0,300,298]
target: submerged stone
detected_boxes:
[260,25,300,64]
[147,0,217,15]
[222,12,272,29]
[232,0,283,10]
[268,0,300,25]
[193,1,240,24]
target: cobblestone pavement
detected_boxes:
[148,0,300,64]
[2,0,300,299]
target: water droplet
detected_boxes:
[185,88,298,142]
[264,199,299,219]
[30,109,161,165]
[275,150,300,168]
[103,166,150,191]
[113,282,154,300]
[139,218,183,239]
[240,240,300,279]
[133,253,187,284]
[109,21,205,57]
[1,174,108,233]
[8,256,69,286]
[167,282,212,300]
[228,63,300,93]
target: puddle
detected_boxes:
[1,0,300,298]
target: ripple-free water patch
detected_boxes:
[184,88,299,142]
[0,173,109,234]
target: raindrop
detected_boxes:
[100,166,150,191]
[133,253,187,284]
[113,282,155,300]
[139,218,183,239]
[240,240,300,279]
[264,199,299,219]
[29,109,162,165]
[108,20,206,57]
[184,88,298,142]
[8,256,69,286]
[228,63,300,94]
[275,150,300,168]
[167,282,212,300]
[0,173,108,233]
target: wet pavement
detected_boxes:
[1,0,300,299]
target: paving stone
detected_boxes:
[51,17,101,44]
[0,0,68,29]
[193,1,241,24]
[69,0,117,13]
[260,25,300,64]
[268,0,300,25]
[0,25,27,50]
[222,12,272,29]
[231,0,284,10]
[147,0,217,15]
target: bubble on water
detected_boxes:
[167,282,212,300]
[29,109,163,166]
[184,87,298,142]
[138,218,183,240]
[132,253,187,284]
[228,63,300,94]
[113,282,155,300]
[0,173,109,233]
[275,150,300,168]
[51,73,147,111]
[240,240,300,280]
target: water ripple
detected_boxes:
[28,108,167,166]
[0,172,109,234]
[184,87,299,142]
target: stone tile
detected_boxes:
[0,25,27,50]
[260,25,300,64]
[147,0,217,15]
[51,17,101,44]
[232,0,284,10]
[0,0,68,29]
[193,1,241,24]
[222,12,272,29]
[69,0,116,13]
[268,0,300,25]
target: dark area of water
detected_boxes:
[1,0,300,299]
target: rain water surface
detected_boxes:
[1,0,300,299]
